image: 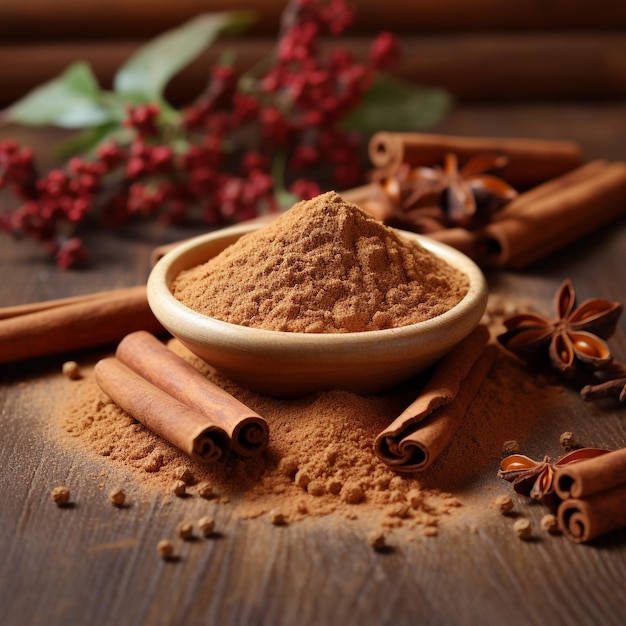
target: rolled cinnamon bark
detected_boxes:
[374,325,493,471]
[94,357,230,464]
[428,227,479,260]
[0,289,118,320]
[368,132,583,188]
[491,159,608,216]
[476,161,626,268]
[116,331,269,456]
[342,183,396,223]
[554,447,626,500]
[557,484,626,543]
[340,182,381,207]
[0,285,163,365]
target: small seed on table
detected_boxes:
[198,516,216,537]
[61,361,81,380]
[177,521,194,540]
[559,431,577,450]
[108,488,126,507]
[513,518,532,540]
[493,494,514,514]
[157,539,175,559]
[502,440,520,455]
[172,480,187,497]
[368,530,387,551]
[51,486,70,506]
[540,514,561,535]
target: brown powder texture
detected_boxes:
[53,294,580,535]
[58,342,461,530]
[172,191,469,333]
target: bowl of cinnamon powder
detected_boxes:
[147,191,487,398]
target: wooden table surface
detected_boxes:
[1,101,626,626]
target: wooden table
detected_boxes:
[1,102,625,626]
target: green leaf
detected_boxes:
[55,124,134,158]
[114,11,255,100]
[275,188,299,211]
[4,62,116,128]
[342,72,453,134]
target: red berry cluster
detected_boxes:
[0,0,399,268]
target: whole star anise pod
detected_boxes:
[498,447,611,505]
[498,279,623,377]
[375,152,517,232]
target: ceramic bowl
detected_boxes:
[147,222,488,398]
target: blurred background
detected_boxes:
[1,0,625,107]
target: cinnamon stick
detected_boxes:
[368,132,583,188]
[428,227,479,261]
[340,182,381,207]
[374,325,493,471]
[116,331,269,457]
[476,161,626,268]
[0,285,163,365]
[553,447,626,543]
[0,289,115,320]
[554,447,626,500]
[557,484,626,544]
[94,357,230,464]
[490,159,608,215]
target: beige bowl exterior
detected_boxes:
[147,222,488,398]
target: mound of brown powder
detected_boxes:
[41,290,602,550]
[58,340,460,531]
[172,191,469,333]
[54,307,574,536]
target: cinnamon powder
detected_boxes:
[54,305,569,534]
[59,341,457,528]
[172,191,469,333]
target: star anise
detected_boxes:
[498,279,623,377]
[498,447,611,505]
[374,152,517,232]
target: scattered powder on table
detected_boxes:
[58,342,458,532]
[54,305,572,534]
[171,191,469,333]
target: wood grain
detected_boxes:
[1,31,626,107]
[1,0,626,40]
[1,104,626,626]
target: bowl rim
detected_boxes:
[147,221,488,351]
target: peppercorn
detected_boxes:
[540,514,561,535]
[513,518,532,540]
[270,510,287,526]
[173,466,193,484]
[108,488,126,507]
[493,494,514,514]
[156,539,175,560]
[367,530,387,551]
[559,431,577,450]
[172,480,186,497]
[61,361,81,380]
[198,516,216,538]
[51,486,70,506]
[502,440,520,455]
[177,521,194,540]
[196,482,214,499]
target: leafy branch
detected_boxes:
[0,2,451,268]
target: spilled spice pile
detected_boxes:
[172,191,469,333]
[54,306,570,536]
